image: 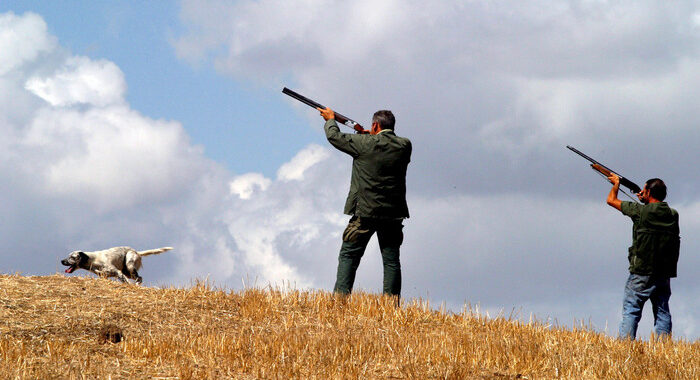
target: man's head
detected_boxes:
[638,178,666,203]
[371,110,395,135]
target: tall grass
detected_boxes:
[0,274,696,379]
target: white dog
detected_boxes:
[61,246,172,284]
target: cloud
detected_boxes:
[223,145,349,289]
[174,0,700,200]
[277,143,329,181]
[19,105,205,210]
[0,11,327,296]
[25,56,126,107]
[0,12,55,75]
[174,1,700,80]
[230,173,271,200]
[0,13,238,289]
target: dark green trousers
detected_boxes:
[333,216,404,296]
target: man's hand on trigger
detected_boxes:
[317,107,335,121]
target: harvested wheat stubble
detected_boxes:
[0,274,697,379]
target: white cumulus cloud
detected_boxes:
[0,12,55,75]
[230,173,271,199]
[25,56,126,107]
[277,143,329,181]
[20,105,205,210]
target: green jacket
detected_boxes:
[325,119,411,219]
[620,201,680,277]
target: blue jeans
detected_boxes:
[618,273,672,340]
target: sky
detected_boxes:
[1,1,698,341]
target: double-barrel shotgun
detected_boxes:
[282,87,368,134]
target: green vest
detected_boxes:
[325,119,411,219]
[620,201,680,277]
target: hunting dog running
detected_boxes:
[61,246,172,284]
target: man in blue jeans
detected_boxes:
[606,174,680,339]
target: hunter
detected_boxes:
[606,174,680,340]
[318,107,411,299]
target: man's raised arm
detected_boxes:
[607,173,622,211]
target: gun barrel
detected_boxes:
[282,87,325,109]
[567,145,642,195]
[566,145,606,169]
[282,87,364,131]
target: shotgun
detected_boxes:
[282,87,367,134]
[567,145,642,196]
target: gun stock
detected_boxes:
[282,87,367,133]
[567,145,642,195]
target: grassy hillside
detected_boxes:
[0,274,697,379]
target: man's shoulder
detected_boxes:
[648,202,679,219]
[625,202,679,229]
[660,202,679,215]
[623,201,675,214]
[647,201,675,212]
[394,135,411,147]
[396,134,411,144]
[384,131,411,147]
[620,201,642,217]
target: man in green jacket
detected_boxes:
[606,174,680,339]
[318,107,411,297]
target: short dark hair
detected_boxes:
[645,178,667,201]
[372,110,395,130]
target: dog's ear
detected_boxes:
[78,252,89,265]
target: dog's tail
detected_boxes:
[137,247,173,257]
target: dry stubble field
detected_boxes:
[0,274,697,379]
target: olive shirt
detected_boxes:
[324,119,411,219]
[620,201,680,277]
